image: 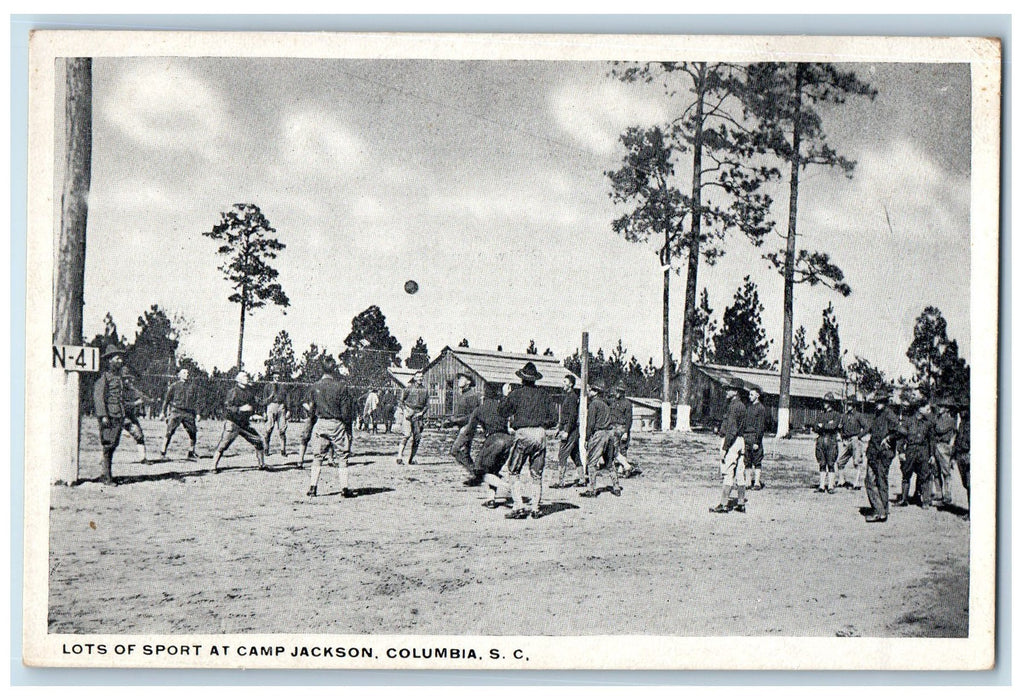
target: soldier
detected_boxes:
[379,390,397,434]
[498,362,558,519]
[262,372,290,457]
[579,381,622,499]
[445,373,481,485]
[210,370,266,473]
[92,344,132,484]
[895,398,936,509]
[295,391,317,468]
[470,383,516,508]
[306,362,358,498]
[551,374,584,489]
[710,379,747,513]
[814,393,842,493]
[362,389,380,433]
[836,398,870,489]
[861,388,897,522]
[744,384,767,490]
[119,369,153,464]
[609,383,637,478]
[161,368,198,459]
[953,399,970,520]
[931,396,959,506]
[397,374,429,465]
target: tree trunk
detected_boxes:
[776,64,804,439]
[54,58,92,485]
[661,259,671,432]
[675,63,707,432]
[236,293,247,370]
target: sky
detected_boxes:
[67,58,971,380]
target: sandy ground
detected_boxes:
[47,418,969,637]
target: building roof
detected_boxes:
[387,367,419,387]
[432,346,577,390]
[627,397,662,411]
[693,363,853,401]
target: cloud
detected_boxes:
[279,108,366,176]
[103,61,224,149]
[549,81,672,155]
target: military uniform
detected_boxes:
[864,399,898,520]
[468,398,514,477]
[262,380,289,456]
[554,387,583,487]
[836,406,869,488]
[448,384,481,476]
[609,393,636,477]
[743,397,767,488]
[581,392,620,496]
[931,404,958,504]
[897,409,935,508]
[162,377,198,457]
[306,371,358,497]
[710,383,747,513]
[213,383,266,461]
[93,351,129,482]
[953,408,970,513]
[398,382,430,464]
[814,400,842,492]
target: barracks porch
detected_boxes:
[419,347,578,419]
[673,362,857,434]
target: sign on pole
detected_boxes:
[52,345,100,373]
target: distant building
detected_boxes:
[672,362,859,433]
[419,346,578,419]
[626,397,662,433]
[387,367,419,390]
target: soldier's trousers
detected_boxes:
[901,446,933,506]
[933,441,955,502]
[816,434,838,471]
[865,447,893,517]
[557,429,583,483]
[450,424,476,473]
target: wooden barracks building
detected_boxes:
[418,347,578,420]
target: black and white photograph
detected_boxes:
[23,32,1000,670]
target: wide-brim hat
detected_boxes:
[745,383,763,395]
[822,391,837,403]
[588,380,606,394]
[613,382,627,393]
[720,378,745,393]
[515,362,543,381]
[456,372,475,386]
[102,344,126,359]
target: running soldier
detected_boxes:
[92,344,134,484]
[836,399,870,489]
[161,368,198,459]
[498,362,558,519]
[262,372,289,457]
[551,374,584,489]
[863,388,898,523]
[471,383,516,509]
[306,363,358,498]
[710,379,747,513]
[445,373,481,485]
[579,381,623,499]
[744,384,767,490]
[210,370,266,473]
[814,393,842,493]
[953,399,970,520]
[397,374,429,465]
[895,398,936,509]
[931,396,959,506]
[609,383,637,478]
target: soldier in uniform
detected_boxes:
[262,372,290,457]
[397,374,429,465]
[498,362,558,519]
[470,383,516,508]
[579,381,622,499]
[863,388,898,523]
[306,362,358,498]
[931,396,959,506]
[445,372,481,485]
[210,370,266,473]
[953,399,970,520]
[710,379,747,513]
[609,383,637,478]
[92,344,132,484]
[161,368,198,459]
[743,384,767,490]
[551,373,584,489]
[814,393,842,493]
[895,398,936,509]
[836,398,870,489]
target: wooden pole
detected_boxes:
[53,57,93,485]
[577,332,589,477]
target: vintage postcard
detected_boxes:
[23,31,1000,670]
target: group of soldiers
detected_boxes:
[90,343,971,527]
[710,377,971,523]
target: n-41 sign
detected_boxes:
[53,345,100,373]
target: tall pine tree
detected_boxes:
[710,277,774,370]
[809,303,845,378]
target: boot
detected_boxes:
[895,479,911,506]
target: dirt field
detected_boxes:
[48,417,969,637]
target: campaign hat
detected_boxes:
[102,344,126,359]
[515,362,543,382]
